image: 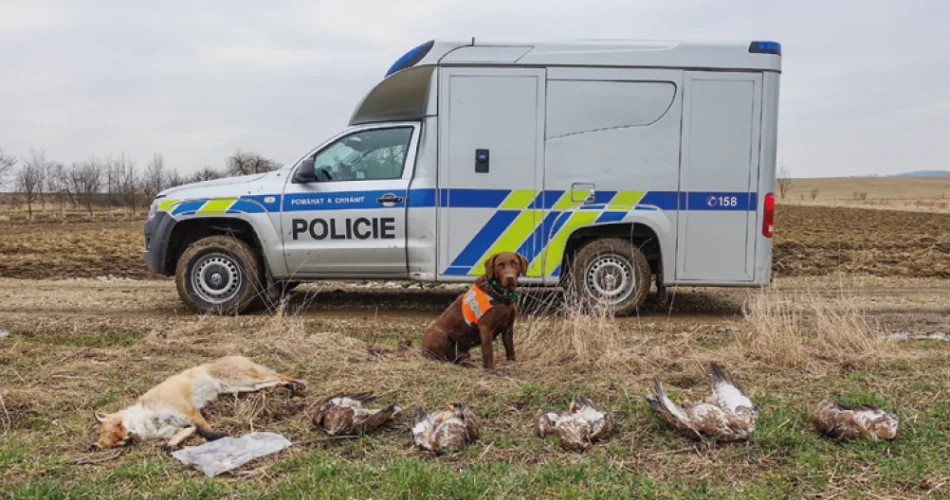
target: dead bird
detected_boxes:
[647,362,759,442]
[536,396,614,451]
[812,398,899,441]
[312,392,401,436]
[411,403,479,453]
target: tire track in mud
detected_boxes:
[1,279,948,326]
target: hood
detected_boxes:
[157,171,278,199]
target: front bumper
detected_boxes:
[142,211,176,276]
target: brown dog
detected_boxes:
[421,252,528,371]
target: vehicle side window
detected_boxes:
[307,127,413,182]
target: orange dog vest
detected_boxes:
[461,285,495,326]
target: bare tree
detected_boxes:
[165,168,185,189]
[103,155,119,214]
[226,151,280,176]
[45,161,68,216]
[810,187,819,201]
[189,166,224,183]
[0,148,16,189]
[68,159,103,215]
[101,154,137,215]
[141,154,167,200]
[776,165,793,200]
[114,158,139,215]
[15,150,47,218]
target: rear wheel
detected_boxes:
[175,235,263,315]
[568,238,651,316]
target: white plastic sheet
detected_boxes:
[171,432,292,477]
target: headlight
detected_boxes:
[148,200,159,221]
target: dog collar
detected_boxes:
[488,279,520,305]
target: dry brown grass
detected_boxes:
[2,276,949,497]
[737,279,891,370]
[516,295,626,368]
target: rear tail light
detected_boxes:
[763,193,774,238]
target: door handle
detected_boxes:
[376,193,404,204]
[571,183,596,203]
[585,188,597,204]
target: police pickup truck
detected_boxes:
[143,38,781,315]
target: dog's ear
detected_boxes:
[483,254,498,281]
[516,253,529,276]
[94,411,110,423]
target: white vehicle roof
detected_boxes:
[388,38,782,76]
[352,37,782,125]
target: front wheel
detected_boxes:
[567,238,651,316]
[175,235,263,315]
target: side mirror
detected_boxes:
[293,157,318,183]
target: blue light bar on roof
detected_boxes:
[749,40,781,55]
[385,40,435,77]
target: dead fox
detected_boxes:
[91,355,306,451]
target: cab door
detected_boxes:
[281,123,419,277]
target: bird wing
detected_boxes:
[646,378,703,440]
[460,405,480,441]
[588,410,614,443]
[690,403,752,441]
[346,392,377,404]
[537,411,567,437]
[812,398,846,438]
[814,400,899,441]
[708,362,753,414]
[434,417,467,453]
[573,396,613,443]
[411,407,432,449]
[554,418,590,452]
[852,406,899,441]
[335,392,377,411]
[358,402,401,432]
[313,392,346,426]
[320,392,345,405]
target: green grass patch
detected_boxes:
[12,329,145,348]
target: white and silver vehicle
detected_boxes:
[143,38,782,315]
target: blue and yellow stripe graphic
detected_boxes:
[445,189,649,278]
[159,188,757,279]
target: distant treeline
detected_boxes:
[0,147,280,218]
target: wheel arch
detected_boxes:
[165,217,265,276]
[560,222,663,281]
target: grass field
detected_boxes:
[779,176,950,213]
[1,196,950,498]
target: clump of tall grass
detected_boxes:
[738,279,889,369]
[513,274,658,372]
[516,294,625,367]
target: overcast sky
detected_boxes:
[1,0,947,178]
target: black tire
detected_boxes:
[567,238,651,316]
[175,235,263,315]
